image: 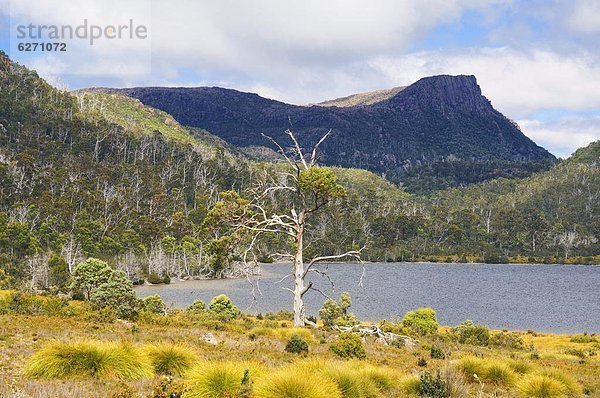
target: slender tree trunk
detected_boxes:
[293,212,306,327]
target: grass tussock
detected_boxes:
[508,359,535,374]
[184,360,263,398]
[250,326,316,343]
[457,357,516,385]
[538,369,582,397]
[517,374,568,398]
[320,365,379,398]
[25,341,153,380]
[399,375,421,396]
[145,343,197,376]
[254,368,342,398]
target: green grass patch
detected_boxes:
[184,360,264,398]
[25,340,153,380]
[517,374,568,398]
[254,367,342,398]
[145,343,197,376]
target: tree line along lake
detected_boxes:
[135,262,600,334]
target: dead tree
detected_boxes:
[235,129,363,327]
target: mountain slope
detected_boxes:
[112,76,555,186]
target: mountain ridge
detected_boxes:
[97,74,554,188]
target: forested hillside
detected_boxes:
[0,53,598,291]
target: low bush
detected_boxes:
[454,320,490,346]
[517,374,567,398]
[147,273,171,285]
[330,333,367,360]
[569,334,597,343]
[430,345,446,359]
[285,335,309,354]
[185,361,263,398]
[145,344,197,376]
[319,292,358,328]
[208,294,238,321]
[401,308,439,336]
[142,295,167,315]
[254,368,342,398]
[25,340,153,380]
[419,370,448,398]
[151,376,187,398]
[110,382,140,398]
[490,331,525,349]
[186,299,207,314]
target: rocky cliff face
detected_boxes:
[111,75,555,184]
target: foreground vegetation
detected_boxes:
[0,290,598,397]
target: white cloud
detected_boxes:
[567,0,600,35]
[370,48,600,118]
[518,117,600,158]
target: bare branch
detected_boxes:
[303,247,364,278]
[307,268,335,292]
[286,129,309,170]
[309,129,332,167]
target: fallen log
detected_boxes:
[334,324,418,349]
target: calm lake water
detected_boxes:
[135,262,600,334]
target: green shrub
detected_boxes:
[319,292,358,328]
[254,368,341,398]
[185,361,262,398]
[186,299,207,314]
[569,334,597,343]
[151,376,187,398]
[517,375,567,398]
[142,295,167,315]
[419,370,448,398]
[71,258,113,300]
[208,294,238,321]
[490,331,525,349]
[147,273,171,285]
[402,308,438,336]
[330,333,366,360]
[454,320,490,346]
[430,345,446,359]
[285,335,309,354]
[91,269,141,319]
[142,294,167,315]
[145,344,197,376]
[25,340,153,380]
[111,382,140,398]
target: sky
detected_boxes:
[1,0,599,158]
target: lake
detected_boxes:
[135,262,600,334]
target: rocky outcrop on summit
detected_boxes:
[111,75,554,182]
